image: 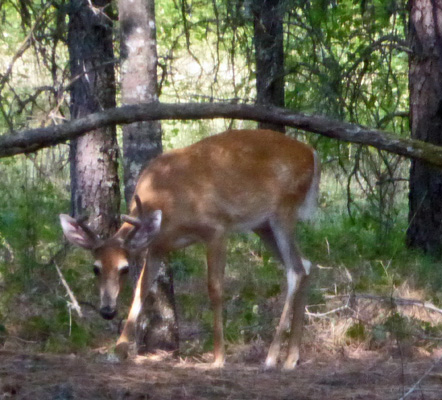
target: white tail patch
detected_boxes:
[298,150,320,221]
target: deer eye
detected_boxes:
[119,265,129,275]
[93,266,101,276]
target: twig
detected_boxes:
[54,262,83,318]
[326,293,442,316]
[306,293,354,318]
[306,304,352,318]
[398,352,442,400]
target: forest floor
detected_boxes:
[1,346,442,400]
[2,258,442,399]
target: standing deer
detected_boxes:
[59,129,320,370]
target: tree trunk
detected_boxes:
[253,0,285,132]
[136,262,179,353]
[119,0,162,204]
[118,0,179,353]
[407,0,442,255]
[68,0,120,236]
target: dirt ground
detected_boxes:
[1,347,441,400]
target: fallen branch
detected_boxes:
[54,262,83,318]
[326,293,442,316]
[2,102,442,167]
[305,305,352,318]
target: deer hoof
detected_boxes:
[263,356,278,371]
[281,358,299,371]
[211,358,225,369]
[115,341,130,360]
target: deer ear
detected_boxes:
[59,214,96,250]
[126,210,162,252]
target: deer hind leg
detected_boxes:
[206,236,227,367]
[256,218,308,370]
[282,259,311,370]
[116,253,161,359]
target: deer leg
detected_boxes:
[116,253,161,359]
[263,218,307,369]
[206,236,226,367]
[282,260,311,370]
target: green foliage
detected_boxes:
[372,312,425,348]
[419,321,442,338]
[369,313,442,350]
[283,0,409,233]
[0,155,69,285]
[20,315,52,341]
[411,255,442,295]
[171,247,206,281]
[176,292,208,321]
[346,322,366,342]
[383,312,412,340]
[224,301,262,344]
[19,309,93,352]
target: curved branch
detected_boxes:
[1,102,442,167]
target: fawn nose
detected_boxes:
[100,306,117,320]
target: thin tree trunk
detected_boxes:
[68,0,120,236]
[407,0,442,255]
[119,0,162,204]
[118,0,179,353]
[253,0,285,132]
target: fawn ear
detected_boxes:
[124,210,162,252]
[59,214,97,250]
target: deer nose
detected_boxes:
[100,306,117,320]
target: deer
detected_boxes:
[59,128,320,370]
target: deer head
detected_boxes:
[59,195,162,320]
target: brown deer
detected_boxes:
[59,129,320,370]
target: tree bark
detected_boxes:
[407,0,442,255]
[136,262,179,353]
[68,0,120,236]
[4,102,442,167]
[253,0,285,132]
[119,0,162,204]
[118,0,178,354]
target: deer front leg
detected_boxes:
[115,263,146,359]
[115,254,161,359]
[207,237,226,367]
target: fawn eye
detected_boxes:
[93,266,101,276]
[119,265,129,275]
